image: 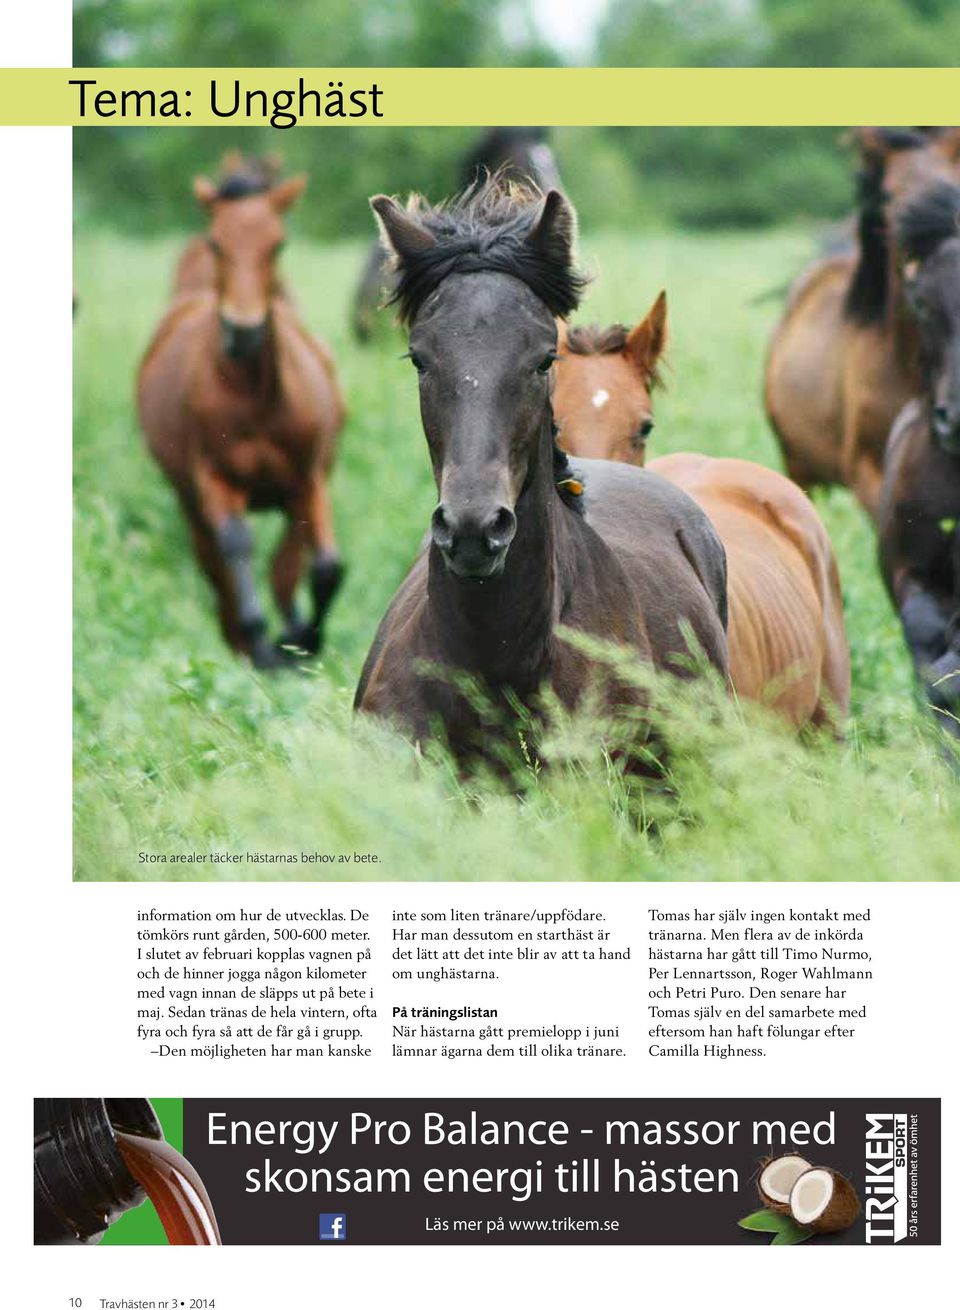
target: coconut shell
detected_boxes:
[757,1154,811,1215]
[791,1168,861,1233]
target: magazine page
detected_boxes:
[4,1,958,1305]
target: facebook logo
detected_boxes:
[319,1214,347,1241]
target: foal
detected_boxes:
[554,296,850,729]
[355,181,729,766]
[138,162,345,668]
[765,126,960,518]
[878,182,960,742]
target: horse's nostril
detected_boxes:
[431,504,454,548]
[934,406,951,428]
[485,506,517,549]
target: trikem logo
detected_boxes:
[864,1113,909,1244]
[319,1213,347,1242]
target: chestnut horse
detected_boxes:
[354,182,729,765]
[351,128,564,342]
[554,298,850,728]
[137,161,345,668]
[877,182,960,743]
[765,127,960,519]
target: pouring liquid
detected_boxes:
[116,1132,221,1246]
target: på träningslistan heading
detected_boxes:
[68,78,385,127]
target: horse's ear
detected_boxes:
[851,126,892,164]
[935,126,960,163]
[528,190,577,267]
[270,174,307,212]
[263,151,284,181]
[625,291,668,380]
[193,176,217,208]
[370,195,437,261]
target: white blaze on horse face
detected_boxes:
[592,388,610,409]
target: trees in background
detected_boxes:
[73,0,958,236]
[74,0,558,236]
[593,0,960,228]
[598,0,960,67]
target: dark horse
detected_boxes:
[350,128,563,342]
[137,158,345,668]
[765,127,960,519]
[354,180,729,766]
[878,181,960,743]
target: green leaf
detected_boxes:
[771,1225,813,1245]
[738,1209,790,1232]
[739,1210,812,1243]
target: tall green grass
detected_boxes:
[73,227,958,881]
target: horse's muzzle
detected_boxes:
[431,502,517,579]
[220,316,268,361]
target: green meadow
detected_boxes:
[73,227,959,881]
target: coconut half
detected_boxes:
[789,1167,861,1233]
[757,1154,812,1214]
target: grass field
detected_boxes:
[73,226,959,881]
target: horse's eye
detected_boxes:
[206,238,222,256]
[536,352,558,374]
[407,351,427,374]
[638,419,655,440]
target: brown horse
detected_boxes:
[354,181,729,766]
[137,160,345,668]
[877,182,960,743]
[554,299,850,728]
[765,127,960,519]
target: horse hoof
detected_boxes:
[250,637,290,671]
[276,625,321,659]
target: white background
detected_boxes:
[2,4,957,1306]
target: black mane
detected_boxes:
[869,127,931,153]
[897,181,960,261]
[384,177,588,326]
[215,156,280,201]
[845,128,933,325]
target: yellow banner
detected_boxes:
[1,67,960,127]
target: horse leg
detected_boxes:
[189,468,282,669]
[273,473,344,657]
[839,387,885,520]
[848,454,884,522]
[271,517,310,653]
[840,422,882,519]
[782,453,816,491]
[183,514,242,649]
[927,641,960,743]
[899,580,960,740]
[924,608,960,744]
